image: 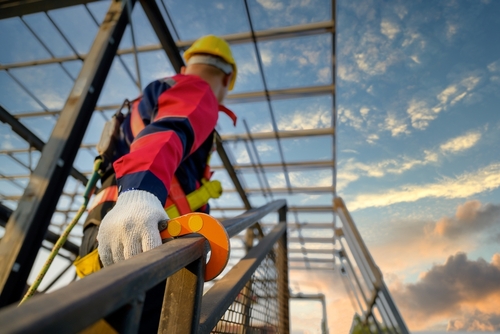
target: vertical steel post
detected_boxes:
[105,293,145,334]
[0,0,136,306]
[277,205,289,333]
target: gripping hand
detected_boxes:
[97,190,167,267]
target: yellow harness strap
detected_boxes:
[165,179,222,218]
[74,249,101,278]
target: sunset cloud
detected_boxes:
[347,163,500,211]
[426,200,500,238]
[363,200,500,278]
[391,253,500,330]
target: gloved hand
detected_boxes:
[97,189,167,267]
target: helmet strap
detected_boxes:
[187,55,233,75]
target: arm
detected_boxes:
[98,75,219,266]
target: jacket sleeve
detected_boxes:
[112,74,219,206]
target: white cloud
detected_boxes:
[487,60,500,73]
[347,162,500,211]
[259,48,273,66]
[366,133,379,144]
[381,20,400,39]
[384,113,409,136]
[440,131,481,153]
[411,55,420,64]
[256,142,274,153]
[317,66,331,83]
[289,170,332,187]
[256,0,284,10]
[354,49,396,76]
[394,4,408,20]
[433,75,481,112]
[359,107,370,118]
[267,173,286,188]
[234,147,250,164]
[277,106,331,131]
[437,85,458,105]
[446,23,458,40]
[337,64,359,82]
[250,121,273,133]
[402,32,421,48]
[337,129,482,191]
[338,107,364,131]
[406,99,436,130]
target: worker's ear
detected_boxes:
[180,66,186,74]
[222,73,232,88]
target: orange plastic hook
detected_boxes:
[159,213,230,281]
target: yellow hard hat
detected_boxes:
[184,35,237,91]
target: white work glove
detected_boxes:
[97,189,167,267]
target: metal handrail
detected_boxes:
[334,197,408,334]
[0,200,288,333]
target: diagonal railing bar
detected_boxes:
[334,197,409,333]
[222,199,285,237]
[0,237,206,333]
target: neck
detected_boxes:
[183,65,226,103]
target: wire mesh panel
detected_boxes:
[212,240,287,334]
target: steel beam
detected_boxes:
[223,186,334,194]
[226,84,334,104]
[0,0,100,20]
[263,223,335,230]
[0,105,89,186]
[220,127,334,141]
[0,0,136,306]
[288,248,335,255]
[176,21,334,47]
[211,205,333,213]
[211,159,334,172]
[140,0,184,73]
[0,22,334,70]
[9,85,334,117]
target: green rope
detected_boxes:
[19,159,103,306]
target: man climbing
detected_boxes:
[77,34,237,270]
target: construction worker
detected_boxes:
[75,35,237,332]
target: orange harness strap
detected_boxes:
[87,185,118,212]
[130,100,145,137]
[165,175,192,215]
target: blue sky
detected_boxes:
[336,0,500,332]
[1,0,500,333]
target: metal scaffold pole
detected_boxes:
[0,0,137,306]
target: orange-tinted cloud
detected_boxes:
[368,200,500,279]
[391,252,500,330]
[427,200,500,238]
[447,310,500,331]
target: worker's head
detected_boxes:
[182,35,237,103]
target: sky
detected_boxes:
[335,0,500,332]
[1,0,500,333]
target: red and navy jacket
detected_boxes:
[112,74,235,213]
